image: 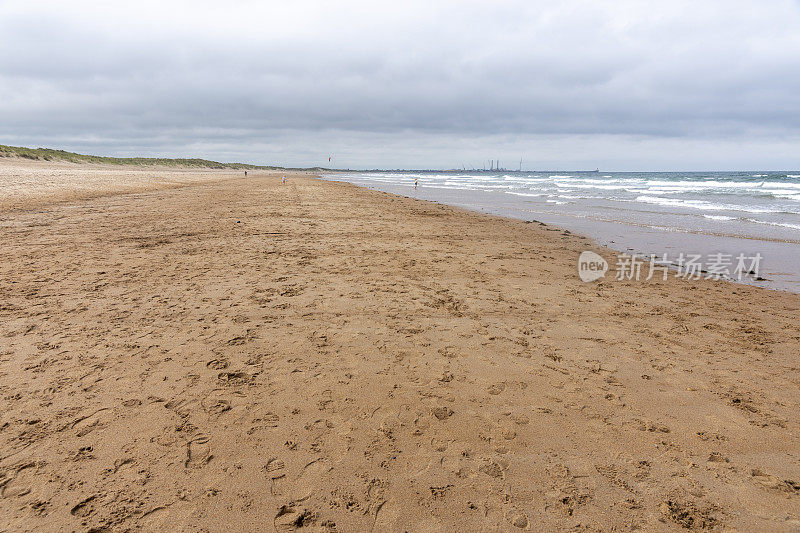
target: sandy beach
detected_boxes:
[1,160,799,531]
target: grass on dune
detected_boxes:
[0,144,325,170]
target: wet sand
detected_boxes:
[1,160,799,531]
[325,176,800,293]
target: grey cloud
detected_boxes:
[1,0,800,169]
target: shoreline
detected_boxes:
[324,173,800,293]
[1,166,799,531]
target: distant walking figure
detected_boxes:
[414,178,418,189]
[282,176,286,184]
[244,170,248,177]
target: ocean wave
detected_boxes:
[571,178,622,184]
[417,185,480,191]
[444,175,498,181]
[360,172,423,179]
[325,172,800,218]
[748,219,800,231]
[645,186,710,193]
[702,214,800,231]
[763,181,800,189]
[761,188,800,196]
[645,180,765,189]
[635,195,789,214]
[506,191,543,197]
[553,183,629,190]
[553,177,643,184]
[443,182,509,189]
[502,176,549,183]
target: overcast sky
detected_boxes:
[1,0,799,170]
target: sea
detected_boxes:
[322,171,800,293]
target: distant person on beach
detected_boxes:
[244,170,247,177]
[414,178,418,189]
[282,176,286,184]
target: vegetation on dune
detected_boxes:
[0,144,329,171]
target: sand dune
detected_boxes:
[0,162,799,531]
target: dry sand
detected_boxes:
[0,159,239,212]
[0,160,799,531]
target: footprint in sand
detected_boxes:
[72,407,110,437]
[199,391,233,419]
[265,457,286,479]
[496,423,517,441]
[372,499,401,531]
[70,494,98,518]
[274,504,332,531]
[217,371,249,387]
[204,399,231,416]
[206,358,229,370]
[751,469,800,494]
[265,457,287,495]
[430,438,450,452]
[478,458,508,480]
[431,406,453,421]
[290,459,331,501]
[185,435,212,469]
[165,398,200,419]
[505,508,529,529]
[70,446,95,462]
[373,499,444,532]
[510,413,530,425]
[487,383,506,395]
[203,389,244,416]
[279,285,305,297]
[0,462,37,498]
[659,498,719,529]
